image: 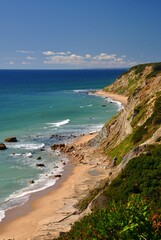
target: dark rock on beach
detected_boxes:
[51,144,65,150]
[36,163,46,167]
[54,174,62,178]
[29,180,35,184]
[5,137,18,142]
[40,148,45,151]
[0,143,7,150]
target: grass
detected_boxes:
[104,144,161,205]
[76,179,109,211]
[107,134,134,164]
[146,62,161,79]
[131,100,149,128]
[106,95,161,164]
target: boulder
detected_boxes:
[0,143,7,150]
[54,174,62,178]
[51,144,65,150]
[5,137,17,142]
[29,180,35,184]
[37,156,42,160]
[36,163,46,167]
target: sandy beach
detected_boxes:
[0,91,125,240]
[0,133,113,240]
[94,90,128,106]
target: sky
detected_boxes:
[0,0,161,69]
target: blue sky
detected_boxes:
[0,0,161,69]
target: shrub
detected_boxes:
[55,195,161,240]
[105,145,161,205]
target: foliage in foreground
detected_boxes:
[55,144,161,240]
[55,195,161,240]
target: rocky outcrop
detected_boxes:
[51,144,65,150]
[5,137,18,142]
[0,143,7,150]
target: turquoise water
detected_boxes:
[0,69,125,221]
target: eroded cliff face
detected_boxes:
[89,63,161,165]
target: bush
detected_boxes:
[105,145,161,205]
[146,62,161,79]
[55,195,161,240]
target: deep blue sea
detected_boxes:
[0,69,125,221]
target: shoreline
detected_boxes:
[0,162,74,225]
[0,133,113,240]
[0,91,124,239]
[94,89,128,106]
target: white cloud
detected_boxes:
[26,56,36,60]
[6,49,139,68]
[57,51,68,55]
[85,54,92,59]
[42,50,72,56]
[43,51,137,68]
[17,50,34,54]
[44,53,85,65]
[93,53,117,61]
[22,61,31,65]
[42,51,55,56]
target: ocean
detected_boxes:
[0,69,125,222]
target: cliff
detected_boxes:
[89,62,161,165]
[56,63,161,239]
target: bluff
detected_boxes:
[89,62,161,166]
[56,63,161,239]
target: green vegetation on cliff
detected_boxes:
[132,95,161,144]
[56,196,161,239]
[103,62,161,97]
[107,94,161,163]
[104,145,161,205]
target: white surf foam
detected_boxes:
[106,98,123,111]
[9,152,33,158]
[73,89,89,93]
[0,152,68,223]
[7,143,45,150]
[0,210,5,222]
[46,119,70,127]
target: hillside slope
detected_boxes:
[89,63,161,164]
[56,63,161,239]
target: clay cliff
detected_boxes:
[89,63,161,167]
